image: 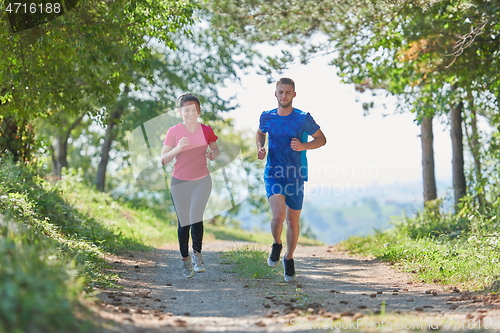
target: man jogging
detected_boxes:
[256,77,327,281]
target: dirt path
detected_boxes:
[93,241,500,332]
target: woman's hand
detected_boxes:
[206,150,215,161]
[206,142,219,161]
[177,137,189,151]
[161,137,189,165]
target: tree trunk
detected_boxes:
[0,114,34,163]
[0,115,21,161]
[50,136,67,177]
[421,115,437,203]
[450,100,466,211]
[50,114,84,177]
[463,94,484,209]
[96,108,123,191]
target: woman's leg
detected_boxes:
[191,221,204,253]
[189,175,212,252]
[189,175,212,225]
[178,221,194,278]
[171,177,194,258]
[170,177,193,227]
[177,223,191,258]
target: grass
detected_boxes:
[0,163,96,332]
[219,246,282,279]
[339,210,500,292]
[0,217,92,333]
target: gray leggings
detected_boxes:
[170,174,212,227]
[170,174,212,257]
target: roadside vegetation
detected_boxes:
[0,159,178,332]
[339,197,500,293]
[220,246,282,279]
[0,159,319,332]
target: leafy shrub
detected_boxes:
[0,217,91,333]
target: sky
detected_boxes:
[219,55,454,193]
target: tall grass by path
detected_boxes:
[0,217,92,333]
[220,246,282,279]
[339,206,500,292]
[0,161,178,332]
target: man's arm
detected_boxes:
[290,129,326,152]
[256,128,267,160]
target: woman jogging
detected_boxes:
[161,94,219,279]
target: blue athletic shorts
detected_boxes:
[264,178,305,210]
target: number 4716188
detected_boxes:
[5,2,61,14]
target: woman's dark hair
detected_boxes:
[177,93,201,108]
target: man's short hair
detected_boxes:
[276,78,295,90]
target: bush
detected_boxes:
[392,199,469,239]
[0,217,91,333]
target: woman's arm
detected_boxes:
[206,141,220,161]
[161,137,189,165]
[160,145,178,165]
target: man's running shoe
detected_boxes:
[192,251,206,273]
[282,256,296,282]
[267,243,283,267]
[181,255,194,279]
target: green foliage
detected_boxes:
[0,159,113,288]
[55,168,178,250]
[0,0,197,162]
[0,158,181,291]
[340,195,500,292]
[0,160,95,332]
[209,0,500,115]
[393,199,469,239]
[0,115,36,163]
[0,157,181,331]
[0,218,92,333]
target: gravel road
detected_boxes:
[93,241,500,332]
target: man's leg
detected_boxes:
[280,180,303,281]
[284,207,301,259]
[267,194,286,267]
[269,194,287,243]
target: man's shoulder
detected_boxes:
[261,108,278,116]
[292,108,309,116]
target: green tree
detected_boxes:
[0,0,197,162]
[206,0,500,211]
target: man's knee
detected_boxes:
[272,212,287,223]
[286,219,300,229]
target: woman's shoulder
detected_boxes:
[200,123,216,133]
[200,123,212,129]
[168,123,184,132]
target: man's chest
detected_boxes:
[267,117,305,138]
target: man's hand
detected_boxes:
[257,147,267,160]
[290,138,304,151]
